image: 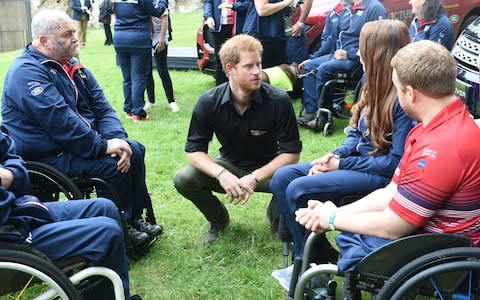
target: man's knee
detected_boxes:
[173,165,198,193]
[285,177,308,203]
[127,140,145,164]
[93,198,121,220]
[95,216,124,245]
[270,165,292,192]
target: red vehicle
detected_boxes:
[196,0,480,75]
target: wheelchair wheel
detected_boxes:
[0,243,82,300]
[376,247,480,300]
[323,122,333,136]
[26,161,83,201]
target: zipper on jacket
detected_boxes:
[41,59,92,129]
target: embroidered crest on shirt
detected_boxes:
[250,130,267,136]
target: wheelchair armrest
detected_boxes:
[357,233,473,279]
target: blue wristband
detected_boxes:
[328,208,337,231]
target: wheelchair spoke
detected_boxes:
[429,278,446,300]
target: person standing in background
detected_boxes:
[70,0,92,47]
[204,0,250,85]
[113,0,169,122]
[145,12,180,113]
[409,0,454,50]
[242,0,294,68]
[99,0,114,46]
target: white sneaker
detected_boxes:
[144,102,156,111]
[169,102,180,112]
[272,265,293,291]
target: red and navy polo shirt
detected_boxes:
[389,98,480,245]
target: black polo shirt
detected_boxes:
[185,82,302,166]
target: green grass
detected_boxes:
[0,12,350,300]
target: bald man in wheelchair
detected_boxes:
[1,9,161,247]
[0,130,141,299]
[295,41,480,298]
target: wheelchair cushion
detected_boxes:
[357,233,472,280]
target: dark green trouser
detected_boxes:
[173,157,271,223]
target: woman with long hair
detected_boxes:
[270,19,414,268]
[409,0,454,50]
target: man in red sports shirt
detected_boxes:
[295,40,480,276]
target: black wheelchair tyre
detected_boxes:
[376,247,480,299]
[26,161,83,201]
[0,243,82,299]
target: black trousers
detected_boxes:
[103,23,113,45]
[146,45,175,103]
[212,24,233,85]
[260,37,286,68]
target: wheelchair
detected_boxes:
[289,232,480,300]
[25,160,158,259]
[299,66,363,136]
[0,241,125,299]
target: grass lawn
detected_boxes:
[0,11,351,300]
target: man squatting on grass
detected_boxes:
[174,34,302,243]
[296,40,480,298]
[1,9,162,247]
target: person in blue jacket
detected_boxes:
[70,0,92,47]
[113,0,168,121]
[204,0,250,85]
[409,0,454,50]
[1,10,161,248]
[0,131,141,300]
[270,19,414,263]
[295,0,350,124]
[242,0,295,68]
[297,0,386,128]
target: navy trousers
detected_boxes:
[40,140,147,223]
[303,56,359,113]
[335,232,391,272]
[29,199,130,299]
[116,47,151,117]
[270,162,390,257]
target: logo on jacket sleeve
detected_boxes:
[27,81,44,96]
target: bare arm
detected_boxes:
[291,0,312,36]
[188,151,225,179]
[334,206,416,240]
[295,182,416,240]
[155,14,168,52]
[188,151,250,203]
[254,0,293,17]
[340,181,397,213]
[250,152,299,182]
[188,151,299,205]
